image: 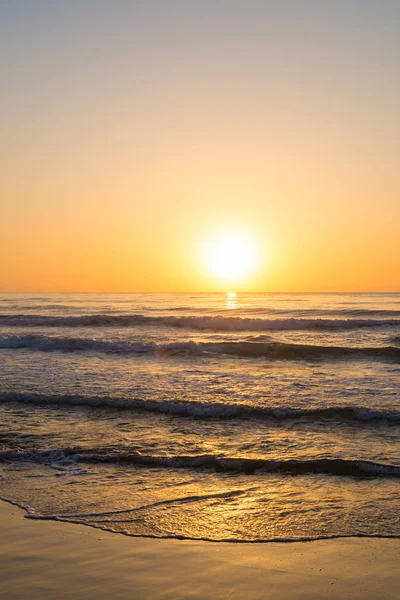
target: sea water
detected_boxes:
[0,292,399,541]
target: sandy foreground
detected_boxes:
[0,500,398,600]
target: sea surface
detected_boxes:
[0,292,399,542]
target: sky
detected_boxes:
[1,0,399,292]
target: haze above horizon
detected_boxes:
[1,1,399,292]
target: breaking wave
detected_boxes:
[0,447,398,479]
[1,392,399,423]
[1,313,400,331]
[1,334,399,362]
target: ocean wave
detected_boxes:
[1,313,400,331]
[233,308,400,318]
[1,392,399,423]
[1,334,399,362]
[0,446,398,479]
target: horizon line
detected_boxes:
[0,291,399,295]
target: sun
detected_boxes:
[203,231,259,284]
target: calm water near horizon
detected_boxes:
[0,292,399,542]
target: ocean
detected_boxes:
[0,292,399,542]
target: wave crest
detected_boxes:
[1,392,399,423]
[1,313,400,331]
[0,447,398,479]
[1,334,399,362]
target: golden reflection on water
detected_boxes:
[225,292,239,310]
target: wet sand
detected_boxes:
[0,500,398,599]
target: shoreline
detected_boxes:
[1,499,399,599]
[1,495,398,545]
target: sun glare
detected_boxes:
[203,231,259,284]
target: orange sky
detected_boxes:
[1,2,399,292]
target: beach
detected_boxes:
[2,0,400,597]
[1,293,399,597]
[1,499,399,599]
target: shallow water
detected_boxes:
[0,292,399,541]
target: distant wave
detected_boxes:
[0,446,398,479]
[1,313,400,331]
[1,334,399,362]
[292,309,400,318]
[1,392,399,423]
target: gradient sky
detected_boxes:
[1,0,399,292]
